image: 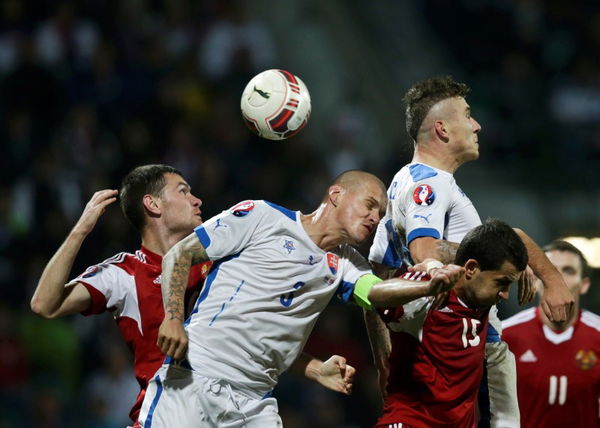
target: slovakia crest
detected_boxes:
[413,184,435,206]
[326,253,339,275]
[575,349,597,370]
[231,200,255,217]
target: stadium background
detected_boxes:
[0,0,598,426]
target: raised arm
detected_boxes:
[408,237,459,264]
[157,232,209,359]
[368,265,464,308]
[513,228,574,322]
[30,190,118,318]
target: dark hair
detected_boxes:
[543,240,590,278]
[120,164,182,231]
[404,76,470,142]
[455,219,528,272]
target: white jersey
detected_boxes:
[183,200,370,398]
[370,162,481,268]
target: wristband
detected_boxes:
[425,260,444,276]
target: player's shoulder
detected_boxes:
[78,251,139,280]
[580,310,600,333]
[502,307,537,330]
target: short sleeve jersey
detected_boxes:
[502,308,600,428]
[376,274,490,428]
[184,200,371,398]
[369,162,481,268]
[68,247,209,422]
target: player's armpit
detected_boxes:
[409,237,458,264]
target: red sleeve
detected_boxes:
[79,281,108,316]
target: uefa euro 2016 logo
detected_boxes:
[413,184,435,206]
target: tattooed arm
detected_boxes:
[157,232,209,360]
[408,236,458,264]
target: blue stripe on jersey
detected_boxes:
[184,252,242,327]
[409,163,438,181]
[486,323,501,343]
[336,280,355,303]
[407,227,440,244]
[262,390,273,399]
[164,356,193,370]
[209,280,246,326]
[194,225,211,248]
[382,244,402,268]
[144,375,164,428]
[478,362,491,428]
[265,201,296,221]
[384,219,412,268]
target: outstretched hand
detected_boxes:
[316,355,356,395]
[73,189,118,235]
[157,318,189,360]
[540,276,575,323]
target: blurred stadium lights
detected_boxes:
[563,237,600,269]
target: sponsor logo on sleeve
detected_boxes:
[231,200,256,217]
[413,184,435,206]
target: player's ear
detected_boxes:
[463,259,479,280]
[434,120,449,142]
[329,185,343,207]
[143,194,161,216]
[580,277,591,295]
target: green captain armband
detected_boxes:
[353,274,383,311]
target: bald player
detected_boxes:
[138,170,464,428]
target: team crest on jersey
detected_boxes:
[283,239,296,254]
[413,184,435,206]
[326,253,339,275]
[231,200,255,217]
[575,349,597,370]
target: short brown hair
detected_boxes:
[404,76,470,141]
[120,164,182,231]
[543,240,590,278]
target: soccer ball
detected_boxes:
[240,69,311,140]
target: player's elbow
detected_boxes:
[30,297,54,319]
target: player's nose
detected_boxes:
[191,194,202,207]
[472,117,482,133]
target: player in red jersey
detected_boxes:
[31,164,355,426]
[368,219,528,428]
[503,240,599,428]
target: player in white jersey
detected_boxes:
[30,164,361,425]
[366,76,574,427]
[138,170,465,428]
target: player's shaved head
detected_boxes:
[324,170,387,201]
[404,76,470,142]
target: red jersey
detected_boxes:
[503,308,600,428]
[377,285,490,428]
[69,246,209,423]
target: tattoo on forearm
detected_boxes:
[163,235,209,321]
[435,241,459,264]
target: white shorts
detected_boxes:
[137,364,282,428]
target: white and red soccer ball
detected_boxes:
[240,69,311,140]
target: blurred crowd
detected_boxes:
[0,0,598,427]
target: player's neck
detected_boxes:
[140,226,188,257]
[300,209,346,252]
[539,300,580,331]
[413,144,463,174]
